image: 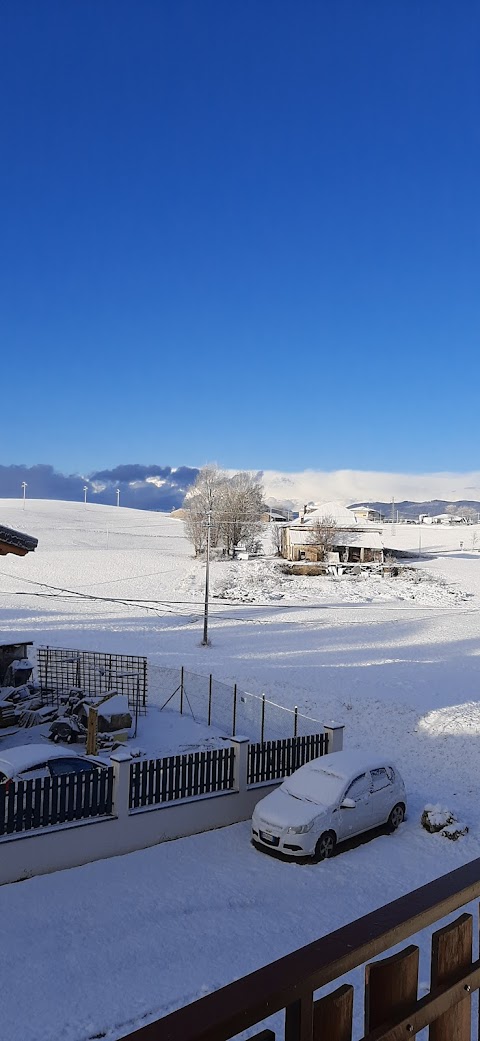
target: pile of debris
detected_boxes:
[0,641,133,751]
[49,691,133,749]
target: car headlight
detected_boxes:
[287,822,314,834]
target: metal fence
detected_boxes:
[247,732,329,786]
[0,767,114,835]
[37,646,148,714]
[149,665,324,743]
[129,747,235,809]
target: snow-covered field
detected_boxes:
[2,499,480,1041]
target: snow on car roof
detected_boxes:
[305,749,396,780]
[282,750,398,805]
[0,744,80,777]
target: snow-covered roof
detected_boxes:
[0,524,38,554]
[287,528,383,549]
[96,694,130,718]
[300,501,358,526]
[343,531,384,550]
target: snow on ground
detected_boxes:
[2,500,480,1040]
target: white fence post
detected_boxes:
[324,723,344,753]
[231,737,249,792]
[110,751,132,820]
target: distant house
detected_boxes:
[280,501,384,565]
[260,507,292,523]
[348,505,385,524]
[0,524,38,557]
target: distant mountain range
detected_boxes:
[2,464,480,519]
[351,500,480,520]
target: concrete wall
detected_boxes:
[0,726,344,886]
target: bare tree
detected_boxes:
[183,464,226,556]
[218,472,264,556]
[446,504,478,524]
[307,514,339,560]
[270,521,284,556]
[183,466,264,557]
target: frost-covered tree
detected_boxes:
[183,466,264,557]
[219,472,264,556]
[183,464,225,556]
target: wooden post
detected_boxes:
[232,684,237,737]
[86,706,98,756]
[285,993,314,1041]
[180,666,184,715]
[261,694,266,743]
[430,913,472,1041]
[208,674,212,726]
[365,945,419,1035]
[294,706,298,738]
[313,984,353,1041]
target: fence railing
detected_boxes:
[150,664,324,743]
[247,733,328,785]
[0,767,114,836]
[115,855,480,1041]
[129,747,236,810]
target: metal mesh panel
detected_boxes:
[37,647,148,714]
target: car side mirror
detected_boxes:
[340,798,356,809]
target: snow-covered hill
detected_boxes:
[2,499,480,1041]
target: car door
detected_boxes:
[336,772,372,839]
[369,767,395,825]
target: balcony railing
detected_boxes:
[118,854,480,1041]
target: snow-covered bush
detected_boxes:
[421,805,468,840]
[442,822,468,840]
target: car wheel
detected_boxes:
[315,831,336,861]
[66,732,76,744]
[388,803,405,831]
[52,732,60,743]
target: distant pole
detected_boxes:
[22,482,27,509]
[83,485,88,506]
[391,496,395,537]
[116,488,120,507]
[202,510,211,646]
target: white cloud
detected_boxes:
[259,469,480,507]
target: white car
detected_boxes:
[0,744,108,787]
[251,750,406,860]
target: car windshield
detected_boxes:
[282,765,346,806]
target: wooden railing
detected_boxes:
[0,767,114,834]
[117,855,480,1041]
[129,747,235,809]
[247,732,328,785]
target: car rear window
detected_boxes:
[49,758,94,777]
[370,767,392,792]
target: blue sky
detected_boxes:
[2,1,479,475]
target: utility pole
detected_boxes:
[391,496,395,537]
[83,485,88,506]
[202,510,211,646]
[22,482,27,509]
[116,488,120,507]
